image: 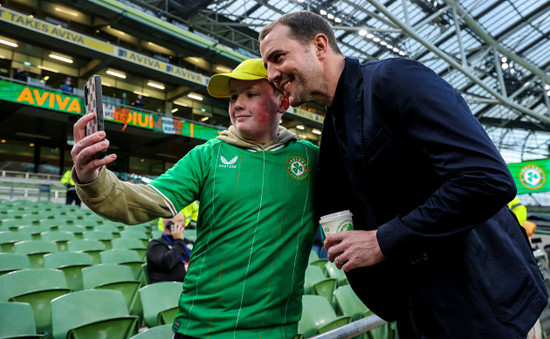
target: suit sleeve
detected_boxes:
[375,59,516,259]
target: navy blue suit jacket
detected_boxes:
[315,57,547,337]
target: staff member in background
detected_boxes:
[60,169,81,207]
[509,196,537,237]
[147,212,192,284]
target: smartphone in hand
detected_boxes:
[84,75,106,159]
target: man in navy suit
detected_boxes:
[260,11,547,338]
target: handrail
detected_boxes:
[310,315,387,339]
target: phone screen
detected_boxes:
[84,75,106,159]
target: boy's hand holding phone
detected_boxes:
[71,75,116,184]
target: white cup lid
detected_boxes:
[319,210,353,223]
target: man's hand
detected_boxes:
[324,230,385,272]
[71,114,116,183]
[171,223,185,240]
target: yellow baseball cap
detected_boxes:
[207,59,268,98]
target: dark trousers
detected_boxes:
[66,189,81,207]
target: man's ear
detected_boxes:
[278,94,290,113]
[313,33,329,59]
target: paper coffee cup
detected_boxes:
[320,210,354,237]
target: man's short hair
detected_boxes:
[259,11,342,55]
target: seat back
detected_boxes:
[83,230,114,250]
[66,239,105,265]
[44,252,93,290]
[304,265,337,303]
[100,249,143,279]
[14,240,59,268]
[0,268,71,334]
[298,295,352,338]
[17,225,52,240]
[139,281,182,327]
[41,231,76,251]
[333,285,372,321]
[51,289,138,339]
[111,238,147,260]
[0,252,31,276]
[58,225,86,239]
[0,231,32,252]
[325,261,349,286]
[0,301,44,338]
[129,324,173,339]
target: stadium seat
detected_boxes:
[0,218,25,231]
[14,240,59,268]
[100,248,144,280]
[66,239,105,265]
[325,261,349,287]
[309,258,329,273]
[82,264,142,317]
[0,231,32,252]
[0,268,71,335]
[41,231,76,251]
[17,225,52,240]
[51,289,139,339]
[129,324,173,338]
[141,262,150,285]
[309,250,320,263]
[139,281,181,327]
[0,252,31,276]
[119,230,149,247]
[111,238,147,260]
[304,265,337,304]
[93,224,121,237]
[333,285,372,321]
[58,225,86,239]
[298,295,352,338]
[44,251,93,290]
[83,230,114,250]
[0,302,45,338]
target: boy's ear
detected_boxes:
[278,94,290,113]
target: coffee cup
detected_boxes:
[319,210,354,237]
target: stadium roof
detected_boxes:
[119,0,550,162]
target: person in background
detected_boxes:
[13,66,28,82]
[509,196,537,237]
[133,94,145,109]
[60,76,74,94]
[259,11,547,338]
[70,58,318,338]
[147,212,192,284]
[60,169,81,207]
[181,200,199,229]
[121,92,128,106]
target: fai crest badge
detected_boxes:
[287,156,309,180]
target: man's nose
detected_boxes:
[266,64,280,83]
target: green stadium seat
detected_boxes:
[298,295,352,338]
[51,289,139,339]
[0,231,32,252]
[100,249,144,280]
[0,268,71,335]
[67,239,105,265]
[41,231,76,251]
[0,302,45,338]
[325,261,349,287]
[309,250,320,263]
[111,238,147,260]
[309,258,329,273]
[119,230,149,247]
[58,225,87,239]
[14,240,59,268]
[333,285,372,321]
[82,264,142,317]
[139,281,181,328]
[93,224,121,237]
[129,324,173,338]
[0,218,25,230]
[44,251,93,290]
[141,262,150,285]
[0,252,31,275]
[17,225,52,240]
[83,230,114,249]
[304,265,337,304]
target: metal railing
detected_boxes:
[311,315,387,339]
[0,170,65,202]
